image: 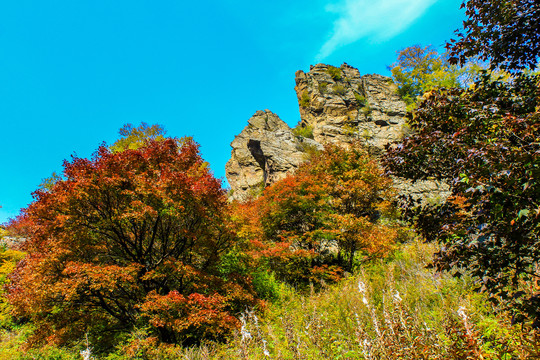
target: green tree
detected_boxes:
[447,0,540,72]
[390,45,462,107]
[109,123,167,153]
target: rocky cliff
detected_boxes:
[225,110,322,201]
[226,63,449,202]
[294,63,407,152]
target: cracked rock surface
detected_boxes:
[225,110,322,201]
[295,63,407,152]
[226,64,449,203]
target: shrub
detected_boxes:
[354,92,366,105]
[299,90,310,108]
[248,180,266,198]
[318,82,328,93]
[333,84,346,95]
[343,123,357,136]
[361,104,372,116]
[292,124,314,139]
[361,128,374,140]
[326,66,342,81]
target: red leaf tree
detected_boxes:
[384,73,540,325]
[8,139,257,348]
[237,143,399,285]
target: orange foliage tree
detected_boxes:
[238,143,399,285]
[7,139,258,348]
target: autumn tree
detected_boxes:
[384,73,540,324]
[385,0,540,326]
[447,0,540,71]
[247,143,398,284]
[109,122,168,153]
[0,232,24,327]
[7,139,258,349]
[36,123,169,194]
[390,45,462,106]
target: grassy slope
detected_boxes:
[203,240,525,360]
[1,240,533,359]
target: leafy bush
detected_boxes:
[354,92,366,105]
[299,90,310,108]
[342,122,357,136]
[326,66,342,81]
[332,84,346,95]
[292,124,314,139]
[360,104,372,116]
[318,82,328,93]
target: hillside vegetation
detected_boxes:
[0,0,539,358]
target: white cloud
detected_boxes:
[316,0,436,60]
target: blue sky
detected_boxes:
[0,0,464,223]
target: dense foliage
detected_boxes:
[0,232,24,328]
[385,72,540,324]
[7,139,258,349]
[390,45,461,106]
[386,0,540,329]
[38,241,531,360]
[447,0,540,71]
[109,123,168,153]
[238,143,399,285]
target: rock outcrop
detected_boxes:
[226,110,323,201]
[226,63,449,203]
[294,63,407,152]
[359,74,408,151]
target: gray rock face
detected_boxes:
[226,63,448,204]
[392,177,451,205]
[360,74,408,152]
[225,110,323,201]
[295,63,364,146]
[294,64,407,152]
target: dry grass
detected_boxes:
[127,240,536,360]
